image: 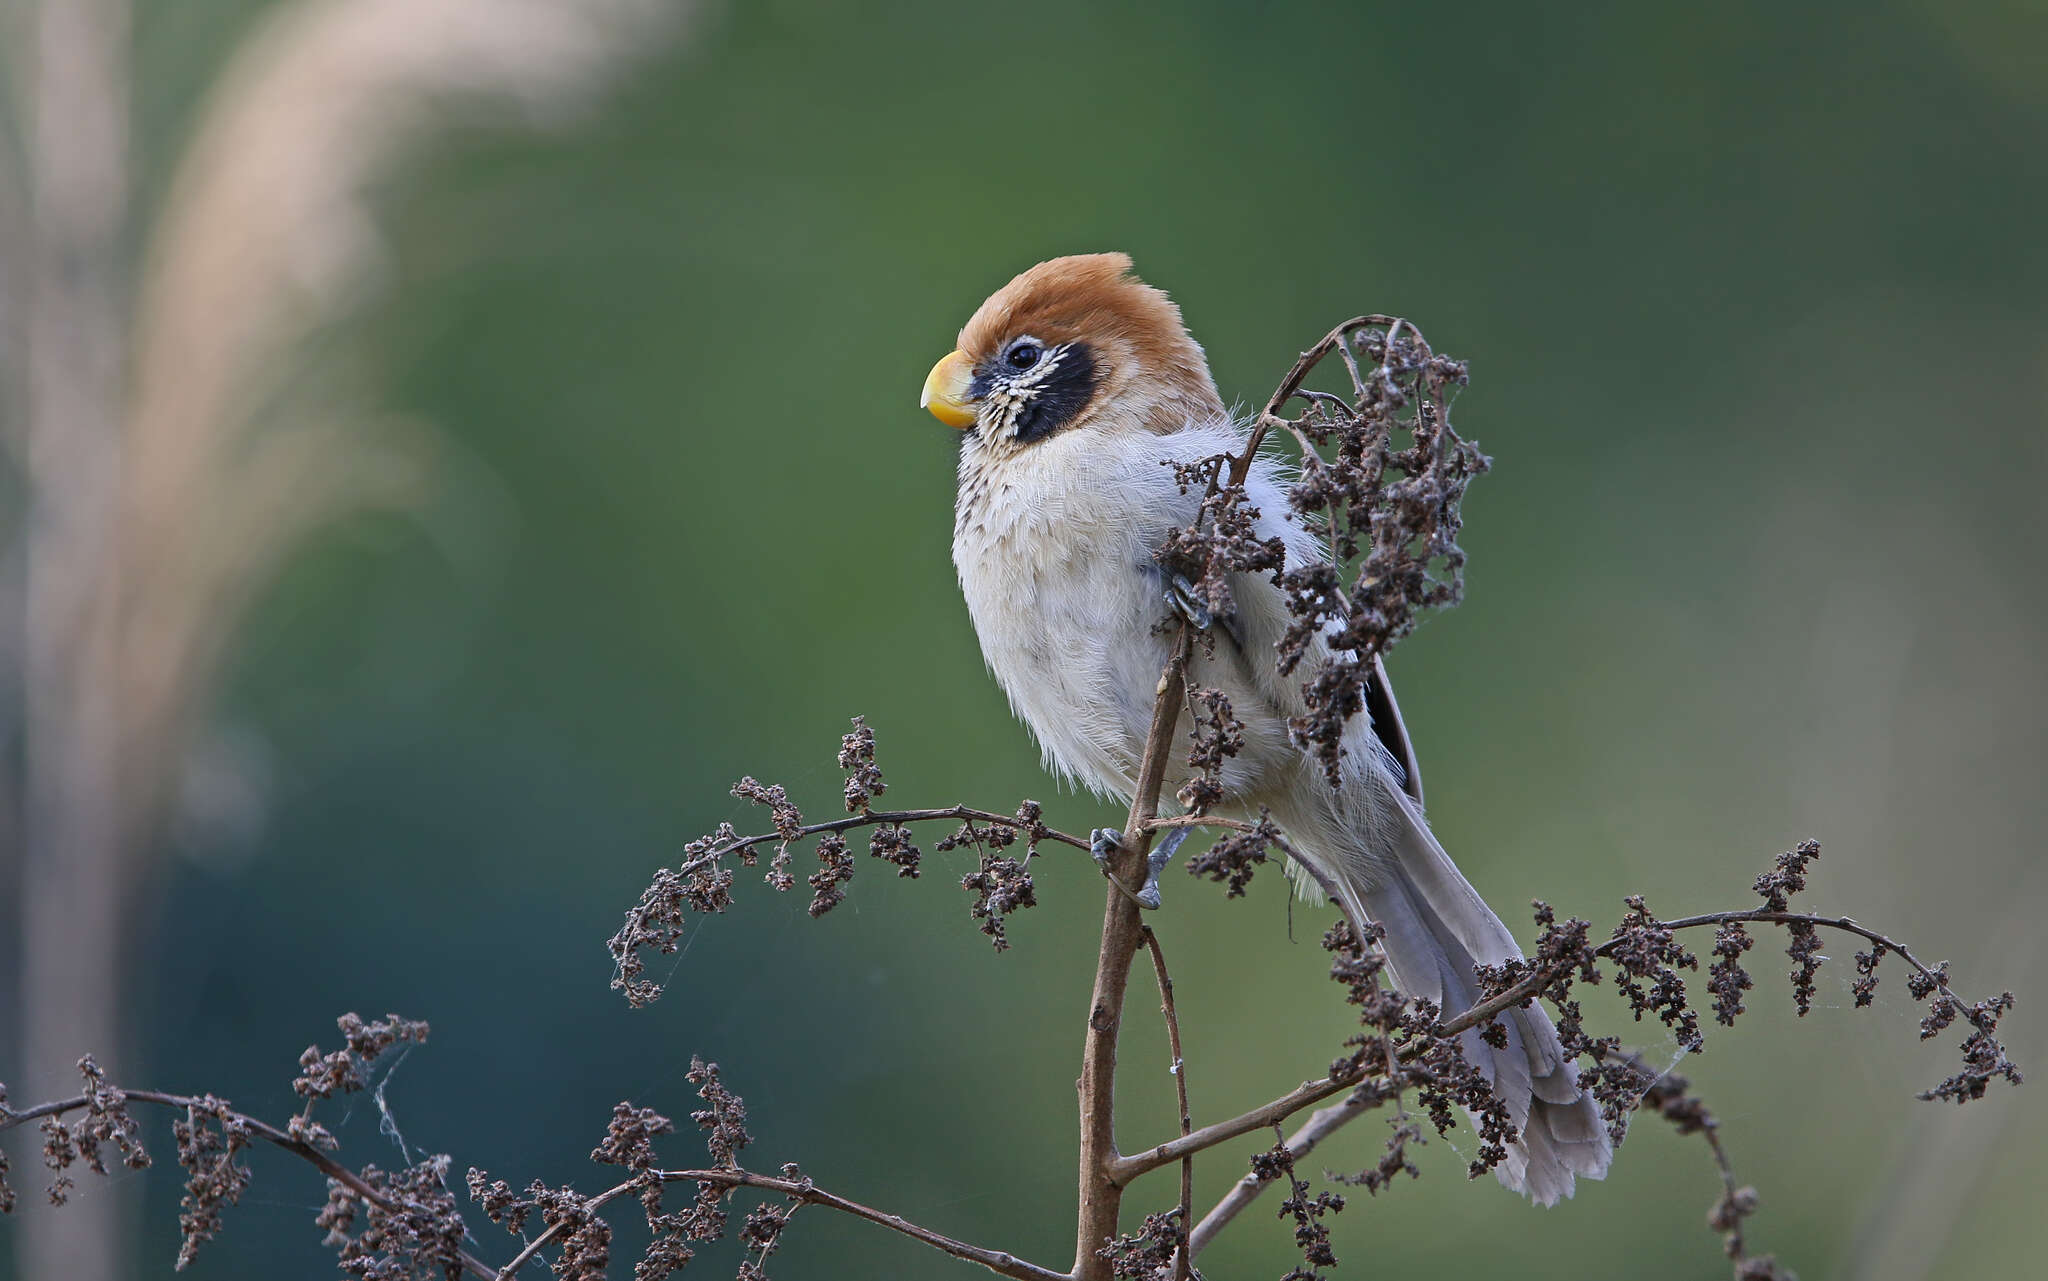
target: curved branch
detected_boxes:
[1108,886,1992,1194]
[3,1088,1065,1281]
[1444,908,1977,1042]
[491,1167,1066,1281]
[675,804,1091,879]
[1229,314,1420,485]
[1149,811,1982,1044]
[1111,1072,1360,1186]
[1,1088,499,1280]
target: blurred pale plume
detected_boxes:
[5,2,689,1278]
[122,0,683,854]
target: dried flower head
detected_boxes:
[961,850,1038,950]
[1332,1115,1425,1196]
[329,1156,467,1280]
[1252,1131,1344,1279]
[806,832,856,918]
[838,716,887,814]
[864,822,920,878]
[1185,812,1276,898]
[21,1056,150,1211]
[1607,896,1704,1052]
[173,1096,252,1270]
[1098,1207,1193,1280]
[1177,686,1245,813]
[294,1013,429,1102]
[687,1058,750,1169]
[1709,923,1757,1026]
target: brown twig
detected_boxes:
[1111,1072,1361,1185]
[679,805,1091,876]
[1074,623,1194,1280]
[1139,928,1195,1281]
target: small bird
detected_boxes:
[919,253,1612,1203]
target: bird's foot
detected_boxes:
[1165,573,1214,631]
[1091,826,1123,872]
[1091,825,1189,910]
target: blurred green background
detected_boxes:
[3,1,2044,1277]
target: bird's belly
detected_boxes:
[955,528,1173,799]
[955,542,1310,809]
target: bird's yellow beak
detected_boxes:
[920,350,978,429]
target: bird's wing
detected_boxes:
[1364,653,1424,806]
[1220,584,1427,807]
[1222,446,1427,805]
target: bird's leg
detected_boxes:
[1091,825,1189,910]
[1135,826,1188,908]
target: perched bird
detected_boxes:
[919,253,1612,1203]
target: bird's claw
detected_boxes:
[1091,826,1188,910]
[1091,827,1123,871]
[1165,573,1214,631]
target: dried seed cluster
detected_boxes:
[1177,686,1244,814]
[838,715,885,814]
[1099,1208,1192,1280]
[463,1059,802,1280]
[34,1055,152,1213]
[610,718,1073,998]
[1184,811,1276,898]
[1256,1133,1345,1281]
[946,801,1048,951]
[1323,920,1515,1178]
[324,1156,467,1280]
[1159,319,1488,787]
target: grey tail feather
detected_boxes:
[1349,791,1613,1206]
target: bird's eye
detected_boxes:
[1005,341,1043,371]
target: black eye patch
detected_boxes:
[1010,341,1098,445]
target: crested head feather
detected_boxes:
[956,253,1224,437]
